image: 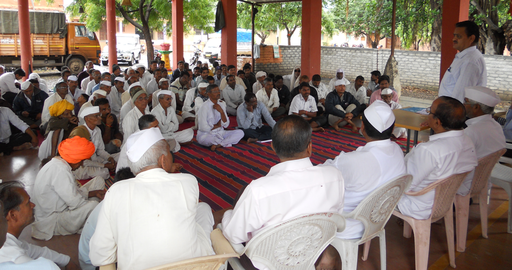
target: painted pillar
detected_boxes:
[301,0,322,78]
[440,0,470,82]
[221,0,237,66]
[106,0,117,72]
[172,0,184,70]
[18,0,31,77]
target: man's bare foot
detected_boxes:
[13,142,32,151]
[247,138,258,143]
[315,245,341,270]
[210,145,221,151]
[313,127,325,132]
[331,124,341,131]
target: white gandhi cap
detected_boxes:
[79,106,99,119]
[364,100,395,133]
[126,127,165,162]
[334,78,350,86]
[256,71,267,78]
[381,88,393,95]
[465,86,500,107]
[157,90,174,98]
[21,81,32,90]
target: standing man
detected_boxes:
[438,20,487,103]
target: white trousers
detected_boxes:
[197,129,244,147]
[328,104,357,127]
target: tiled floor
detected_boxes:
[1,148,511,269]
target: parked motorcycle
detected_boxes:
[190,45,202,68]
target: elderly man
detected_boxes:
[91,72,112,95]
[197,84,244,151]
[289,82,326,132]
[12,81,48,128]
[439,21,487,103]
[397,96,478,219]
[0,182,78,268]
[151,90,194,152]
[0,68,25,105]
[182,83,208,122]
[95,98,123,154]
[170,72,190,110]
[81,68,94,94]
[380,88,407,139]
[67,75,83,103]
[346,75,368,109]
[122,86,150,140]
[220,115,345,270]
[77,89,107,125]
[323,101,406,239]
[370,75,399,104]
[252,71,266,94]
[237,92,276,143]
[28,73,49,94]
[0,106,38,156]
[223,75,245,116]
[85,70,101,95]
[219,65,247,91]
[136,64,153,90]
[256,78,286,118]
[325,79,361,132]
[78,61,94,85]
[109,77,125,119]
[327,68,345,91]
[120,83,149,126]
[90,127,214,269]
[457,86,506,196]
[41,81,75,128]
[283,67,301,90]
[31,136,105,240]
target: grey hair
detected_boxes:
[468,99,494,114]
[206,84,219,95]
[128,140,169,174]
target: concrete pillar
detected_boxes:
[172,0,184,69]
[301,0,322,78]
[18,0,31,77]
[440,0,469,81]
[221,0,237,66]
[106,0,117,72]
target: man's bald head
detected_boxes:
[433,96,466,131]
[271,115,312,160]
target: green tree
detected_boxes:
[395,0,437,50]
[237,4,277,44]
[470,0,512,55]
[67,0,216,64]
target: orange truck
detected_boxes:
[0,10,101,74]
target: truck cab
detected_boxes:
[67,23,101,74]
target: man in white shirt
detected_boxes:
[289,82,326,132]
[151,90,193,152]
[81,68,94,94]
[327,68,345,91]
[0,107,38,156]
[0,68,25,105]
[31,136,106,240]
[438,21,487,103]
[237,92,276,143]
[323,101,406,239]
[458,86,506,195]
[346,75,368,109]
[197,84,244,151]
[0,182,78,268]
[109,77,125,119]
[219,65,247,91]
[380,88,406,138]
[77,88,107,126]
[170,72,190,111]
[310,74,330,110]
[122,86,150,141]
[183,83,208,122]
[41,81,75,128]
[135,64,153,92]
[67,75,83,103]
[220,115,345,270]
[256,78,286,118]
[90,127,214,270]
[145,68,162,99]
[252,71,266,94]
[223,75,245,116]
[85,70,101,95]
[397,96,478,219]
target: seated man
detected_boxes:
[0,106,38,156]
[252,71,266,94]
[0,182,78,268]
[31,136,106,240]
[220,115,345,270]
[197,84,244,151]
[368,70,381,93]
[237,92,276,143]
[369,75,399,104]
[95,98,123,154]
[67,75,84,103]
[289,82,326,132]
[274,75,290,109]
[256,78,286,118]
[290,75,319,104]
[397,96,478,219]
[41,81,75,129]
[183,83,208,123]
[151,90,194,152]
[170,71,190,110]
[327,68,345,91]
[458,86,506,195]
[346,75,368,110]
[109,77,125,119]
[310,74,329,110]
[91,72,111,94]
[223,75,245,116]
[78,88,107,125]
[122,86,150,141]
[195,67,209,85]
[151,78,181,122]
[90,128,214,269]
[12,81,48,129]
[219,65,247,91]
[325,79,361,132]
[213,66,225,86]
[323,101,406,239]
[238,70,252,94]
[85,70,101,95]
[0,68,25,105]
[380,88,407,138]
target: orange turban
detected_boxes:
[49,100,74,117]
[58,136,95,164]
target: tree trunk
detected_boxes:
[287,34,292,45]
[430,0,442,52]
[142,25,154,65]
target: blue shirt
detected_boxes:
[78,201,103,270]
[236,101,276,130]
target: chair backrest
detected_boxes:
[146,254,237,270]
[469,148,506,196]
[429,172,470,222]
[346,174,413,242]
[244,212,345,270]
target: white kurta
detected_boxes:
[222,84,245,109]
[397,130,478,219]
[196,99,243,147]
[252,81,263,94]
[222,158,344,270]
[81,77,91,93]
[219,76,247,91]
[145,78,158,95]
[323,139,406,239]
[41,93,75,125]
[0,233,70,267]
[122,107,145,142]
[0,107,29,143]
[346,84,367,105]
[68,88,84,103]
[30,157,101,240]
[182,88,197,114]
[458,114,506,195]
[89,168,214,270]
[0,257,60,269]
[0,73,19,96]
[151,104,194,152]
[255,89,280,114]
[109,86,123,119]
[86,80,98,95]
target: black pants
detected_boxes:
[0,132,32,155]
[241,126,272,141]
[2,92,16,107]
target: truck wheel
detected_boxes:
[67,57,85,75]
[128,55,134,66]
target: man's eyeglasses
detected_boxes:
[426,107,436,117]
[136,96,149,101]
[294,69,300,73]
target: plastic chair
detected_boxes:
[490,161,512,234]
[330,174,413,270]
[393,172,470,270]
[454,148,505,252]
[99,228,239,270]
[226,212,346,270]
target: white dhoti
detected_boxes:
[38,130,64,160]
[181,111,195,121]
[73,164,110,180]
[197,129,244,147]
[328,104,357,127]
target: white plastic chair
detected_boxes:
[393,172,470,270]
[99,228,239,270]
[226,212,346,270]
[330,174,413,270]
[454,148,505,252]
[490,155,512,234]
